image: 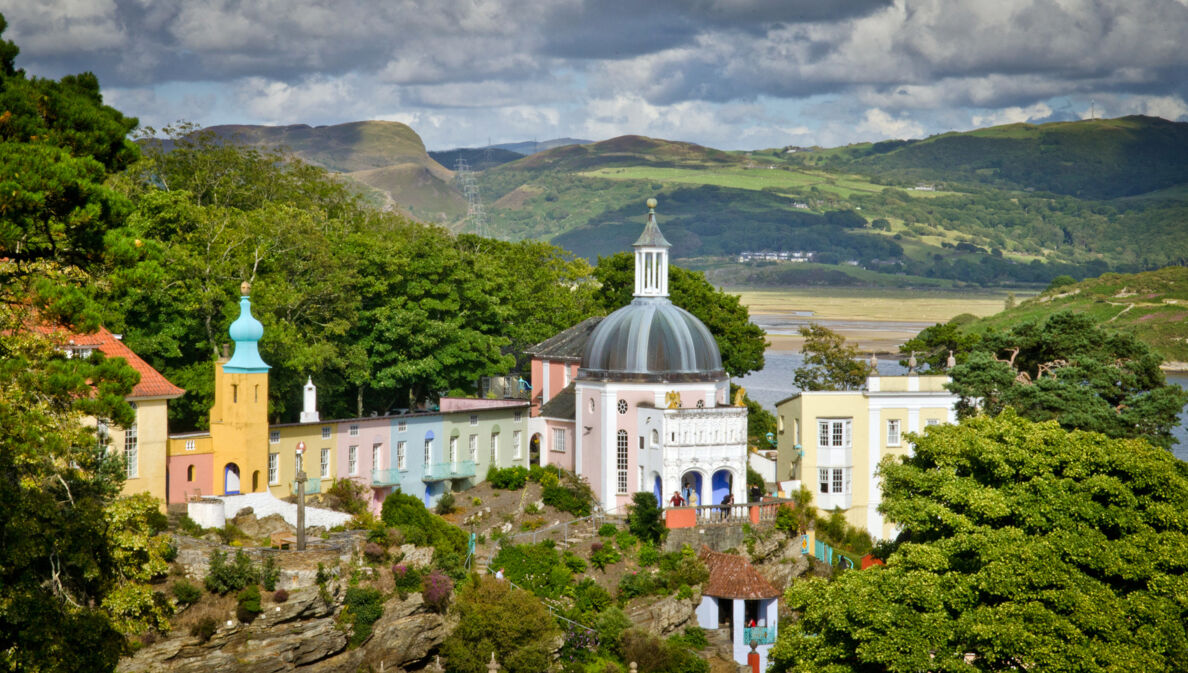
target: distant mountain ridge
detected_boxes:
[800,115,1188,199]
[490,138,593,155]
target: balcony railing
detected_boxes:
[291,477,322,495]
[372,468,403,486]
[743,626,776,645]
[422,460,477,481]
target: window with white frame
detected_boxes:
[397,420,407,432]
[372,443,382,470]
[468,434,478,462]
[469,414,478,426]
[424,439,432,466]
[320,448,330,478]
[268,453,278,484]
[926,418,940,427]
[349,424,359,437]
[818,419,851,447]
[348,445,358,475]
[513,430,522,459]
[514,411,522,423]
[322,427,331,440]
[185,439,195,451]
[887,419,901,446]
[489,433,498,463]
[616,430,628,493]
[269,430,279,444]
[449,436,458,464]
[124,423,138,478]
[397,440,407,470]
[819,467,851,494]
[553,428,566,453]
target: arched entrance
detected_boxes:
[681,470,703,507]
[529,433,542,466]
[224,463,241,495]
[711,468,733,505]
[652,473,662,506]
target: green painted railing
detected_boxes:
[744,626,776,645]
[291,477,321,494]
[372,468,402,486]
[422,460,476,481]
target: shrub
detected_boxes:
[326,478,370,515]
[176,515,204,537]
[562,551,587,574]
[614,530,638,552]
[380,490,467,556]
[235,585,262,623]
[435,491,456,515]
[171,579,201,606]
[204,549,257,594]
[315,562,333,585]
[656,546,708,592]
[343,586,384,647]
[617,571,657,601]
[520,517,545,531]
[440,576,559,673]
[259,555,280,591]
[363,542,386,564]
[493,543,571,598]
[590,543,622,572]
[528,464,561,484]
[626,492,665,544]
[573,578,612,616]
[190,616,217,643]
[542,470,595,517]
[472,497,483,506]
[421,569,454,614]
[676,584,693,600]
[637,545,660,567]
[593,607,633,659]
[671,625,707,650]
[392,564,424,597]
[272,588,289,603]
[598,522,617,537]
[366,523,390,546]
[623,629,709,673]
[488,465,529,490]
[524,502,541,515]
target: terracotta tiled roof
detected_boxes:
[54,326,185,400]
[699,546,781,600]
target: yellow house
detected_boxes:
[63,326,185,505]
[776,374,957,540]
[268,421,337,499]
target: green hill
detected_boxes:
[796,115,1188,199]
[205,121,467,222]
[963,266,1188,362]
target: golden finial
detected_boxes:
[646,197,657,210]
[240,281,251,296]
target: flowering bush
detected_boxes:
[392,564,423,597]
[422,569,453,613]
[363,542,386,564]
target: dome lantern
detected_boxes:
[633,198,670,298]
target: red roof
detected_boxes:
[54,326,185,400]
[699,546,781,599]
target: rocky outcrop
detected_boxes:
[118,586,450,673]
[626,590,701,636]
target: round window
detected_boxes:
[617,399,628,414]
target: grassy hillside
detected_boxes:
[791,115,1188,199]
[205,121,466,222]
[965,266,1188,361]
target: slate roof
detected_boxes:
[524,316,604,361]
[57,326,186,399]
[699,546,781,600]
[538,382,576,420]
[439,397,530,412]
[633,212,671,248]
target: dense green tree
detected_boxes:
[440,575,560,673]
[897,315,984,371]
[770,412,1188,672]
[626,491,665,544]
[593,252,767,377]
[793,324,872,391]
[947,311,1188,449]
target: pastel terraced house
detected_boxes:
[775,372,959,539]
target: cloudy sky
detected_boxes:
[6,0,1188,150]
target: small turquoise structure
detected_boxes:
[224,281,270,373]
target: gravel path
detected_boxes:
[216,492,353,529]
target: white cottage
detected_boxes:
[695,547,781,671]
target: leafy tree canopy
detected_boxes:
[440,575,560,673]
[593,252,766,377]
[947,311,1188,449]
[771,412,1188,672]
[793,323,872,391]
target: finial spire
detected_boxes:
[224,286,270,373]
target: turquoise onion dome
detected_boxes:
[224,281,270,373]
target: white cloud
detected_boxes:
[971,102,1054,127]
[854,108,925,140]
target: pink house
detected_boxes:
[336,416,393,513]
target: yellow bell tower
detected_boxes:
[209,282,271,494]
